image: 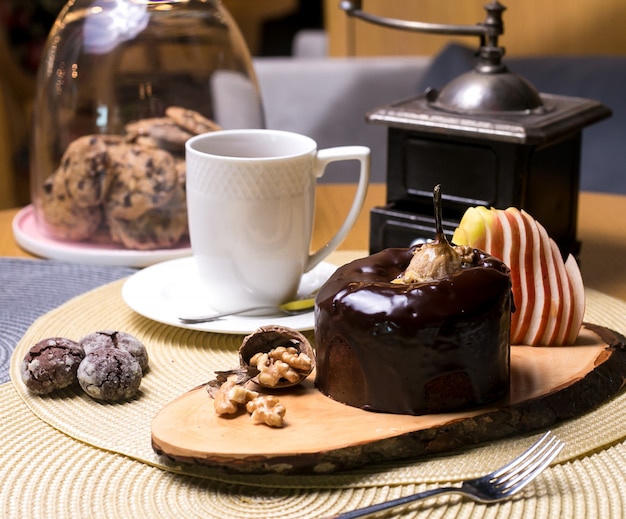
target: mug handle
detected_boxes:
[305,145,371,272]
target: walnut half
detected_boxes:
[246,395,286,427]
[249,346,312,388]
[212,374,259,416]
[210,374,286,427]
[239,325,315,388]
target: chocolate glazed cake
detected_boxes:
[314,245,512,415]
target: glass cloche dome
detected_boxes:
[30,0,264,251]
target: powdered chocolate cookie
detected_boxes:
[165,106,221,135]
[79,330,149,372]
[40,171,103,241]
[21,337,85,395]
[105,144,178,220]
[106,185,188,250]
[78,348,143,402]
[56,135,111,208]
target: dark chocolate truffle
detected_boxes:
[77,348,142,402]
[20,337,85,395]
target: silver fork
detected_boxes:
[329,431,564,519]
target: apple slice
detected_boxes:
[536,223,563,345]
[452,206,491,250]
[494,208,520,339]
[453,205,586,345]
[503,208,533,344]
[550,241,573,345]
[486,207,504,262]
[565,255,586,344]
[519,210,551,345]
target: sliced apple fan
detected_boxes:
[452,206,585,346]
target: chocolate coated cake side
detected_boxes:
[314,246,512,415]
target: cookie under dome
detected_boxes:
[314,246,512,415]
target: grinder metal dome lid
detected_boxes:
[341,0,547,115]
[425,46,546,116]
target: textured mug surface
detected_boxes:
[185,129,370,311]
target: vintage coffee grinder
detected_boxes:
[341,1,611,257]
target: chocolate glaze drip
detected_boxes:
[314,246,512,415]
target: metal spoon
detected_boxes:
[178,297,315,324]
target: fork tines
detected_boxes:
[492,431,565,495]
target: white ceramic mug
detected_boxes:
[185,129,370,311]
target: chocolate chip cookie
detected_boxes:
[165,106,221,135]
[125,116,193,154]
[105,144,178,220]
[106,184,188,250]
[56,135,111,208]
[40,170,104,241]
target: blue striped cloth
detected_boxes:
[0,258,136,384]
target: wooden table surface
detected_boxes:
[1,184,625,301]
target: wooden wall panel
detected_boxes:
[223,0,298,55]
[325,0,626,57]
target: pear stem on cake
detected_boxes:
[394,184,464,284]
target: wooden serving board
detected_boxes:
[152,324,626,474]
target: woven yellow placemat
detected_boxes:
[4,259,626,518]
[7,272,626,491]
[4,377,626,519]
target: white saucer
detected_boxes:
[12,205,192,268]
[121,256,337,334]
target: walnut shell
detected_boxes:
[239,325,315,388]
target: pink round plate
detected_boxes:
[12,205,192,267]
